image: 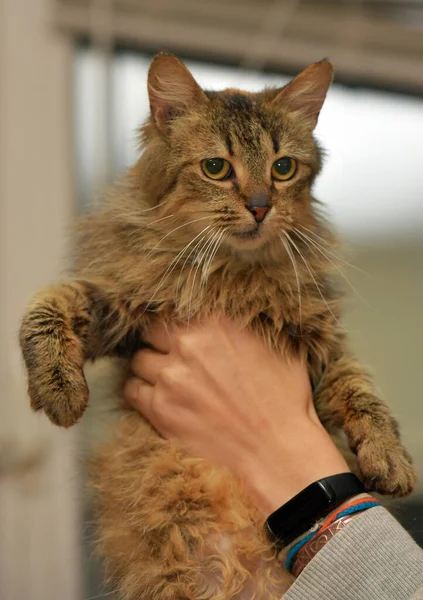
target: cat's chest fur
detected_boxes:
[128,257,340,371]
[138,259,296,328]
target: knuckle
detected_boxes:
[176,333,198,357]
[177,330,212,357]
[159,366,179,389]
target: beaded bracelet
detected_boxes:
[285,495,380,575]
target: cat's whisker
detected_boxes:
[216,218,241,224]
[299,226,370,276]
[144,216,212,259]
[176,227,219,294]
[196,234,215,289]
[209,229,227,270]
[122,213,177,243]
[200,229,224,284]
[121,227,217,335]
[142,247,181,254]
[138,199,168,213]
[299,226,333,247]
[144,224,214,312]
[280,235,302,332]
[207,230,228,284]
[119,212,177,245]
[185,231,219,326]
[293,228,372,309]
[284,231,342,327]
[145,213,176,228]
[188,229,221,310]
[84,589,119,600]
[201,229,226,288]
[187,227,226,322]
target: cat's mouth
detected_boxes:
[231,225,261,240]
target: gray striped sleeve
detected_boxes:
[283,506,423,600]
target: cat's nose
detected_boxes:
[246,192,271,223]
[248,206,270,222]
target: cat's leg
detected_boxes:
[314,352,416,497]
[19,279,144,427]
[91,411,291,600]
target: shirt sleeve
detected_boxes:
[283,506,423,600]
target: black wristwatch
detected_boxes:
[265,472,365,548]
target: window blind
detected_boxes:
[55,0,423,92]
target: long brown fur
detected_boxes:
[19,54,416,599]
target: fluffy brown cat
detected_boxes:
[20,55,416,599]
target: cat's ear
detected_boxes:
[272,60,333,128]
[148,53,208,129]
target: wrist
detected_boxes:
[241,421,350,515]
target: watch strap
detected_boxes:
[265,472,365,548]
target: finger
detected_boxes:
[131,348,170,385]
[144,321,174,353]
[124,377,154,418]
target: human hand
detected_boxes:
[125,317,349,515]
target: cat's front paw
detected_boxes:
[20,303,89,428]
[357,438,417,497]
[27,365,89,428]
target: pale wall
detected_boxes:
[0,0,81,599]
[345,243,423,492]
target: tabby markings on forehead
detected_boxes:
[225,134,234,157]
[223,92,254,113]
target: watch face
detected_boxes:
[266,481,335,547]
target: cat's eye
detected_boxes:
[201,158,232,180]
[271,157,297,181]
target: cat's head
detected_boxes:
[139,54,332,257]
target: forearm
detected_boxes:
[283,507,423,600]
[123,319,422,600]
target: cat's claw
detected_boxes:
[357,440,417,497]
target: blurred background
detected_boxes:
[1,0,422,599]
